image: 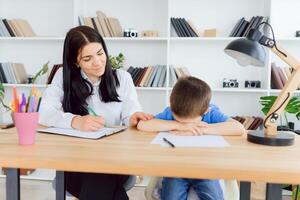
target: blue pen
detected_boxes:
[29,96,35,112]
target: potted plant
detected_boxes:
[109,53,125,69]
[259,95,300,130]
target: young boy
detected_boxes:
[137,76,245,200]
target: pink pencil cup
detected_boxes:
[13,112,39,145]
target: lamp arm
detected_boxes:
[264,45,300,135]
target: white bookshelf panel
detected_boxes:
[0,0,74,37]
[136,90,166,115]
[106,40,167,67]
[211,92,265,117]
[169,40,268,89]
[170,0,269,37]
[0,40,63,82]
[80,0,168,37]
[270,0,300,38]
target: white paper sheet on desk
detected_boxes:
[151,132,230,147]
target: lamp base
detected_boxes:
[247,130,295,146]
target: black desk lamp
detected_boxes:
[224,22,300,146]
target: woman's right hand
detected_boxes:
[71,115,105,131]
[172,121,208,136]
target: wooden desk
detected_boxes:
[0,128,300,200]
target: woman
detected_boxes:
[39,26,153,200]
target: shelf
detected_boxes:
[0,37,168,42]
[3,84,47,88]
[105,37,168,42]
[169,37,242,42]
[3,84,167,91]
[269,89,300,94]
[168,87,268,93]
[212,88,268,93]
[0,37,65,41]
[135,87,167,91]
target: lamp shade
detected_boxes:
[224,38,266,67]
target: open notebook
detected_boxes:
[38,126,126,139]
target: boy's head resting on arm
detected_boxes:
[170,76,211,123]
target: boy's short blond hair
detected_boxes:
[170,76,211,118]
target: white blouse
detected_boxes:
[39,68,142,128]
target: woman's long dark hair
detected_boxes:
[62,26,120,115]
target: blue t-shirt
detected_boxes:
[155,104,229,123]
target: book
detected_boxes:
[176,18,189,37]
[271,63,284,89]
[242,16,255,37]
[180,18,197,37]
[157,66,166,87]
[174,18,186,37]
[170,18,182,37]
[11,63,27,84]
[19,19,36,37]
[152,65,163,87]
[146,65,159,87]
[0,18,10,37]
[3,19,16,37]
[83,17,95,29]
[235,20,249,37]
[143,66,154,87]
[187,20,201,37]
[229,17,245,37]
[96,11,111,37]
[38,127,127,140]
[277,66,287,87]
[139,66,151,87]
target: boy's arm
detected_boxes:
[137,118,179,132]
[203,119,246,136]
[137,118,208,133]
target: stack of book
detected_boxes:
[271,62,299,89]
[127,65,167,87]
[79,10,123,37]
[0,63,28,84]
[170,17,200,37]
[169,66,190,86]
[229,16,268,37]
[0,18,36,37]
[232,116,263,130]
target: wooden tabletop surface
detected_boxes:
[0,127,299,184]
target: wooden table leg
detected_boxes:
[6,168,20,200]
[240,181,251,200]
[56,171,66,200]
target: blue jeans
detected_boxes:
[161,178,223,200]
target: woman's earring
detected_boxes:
[76,64,80,68]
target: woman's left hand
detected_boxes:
[129,112,153,127]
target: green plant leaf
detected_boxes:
[259,95,300,121]
[296,112,300,120]
[32,61,49,83]
[0,83,4,100]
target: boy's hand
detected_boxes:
[129,112,154,127]
[172,121,208,136]
[72,115,105,131]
